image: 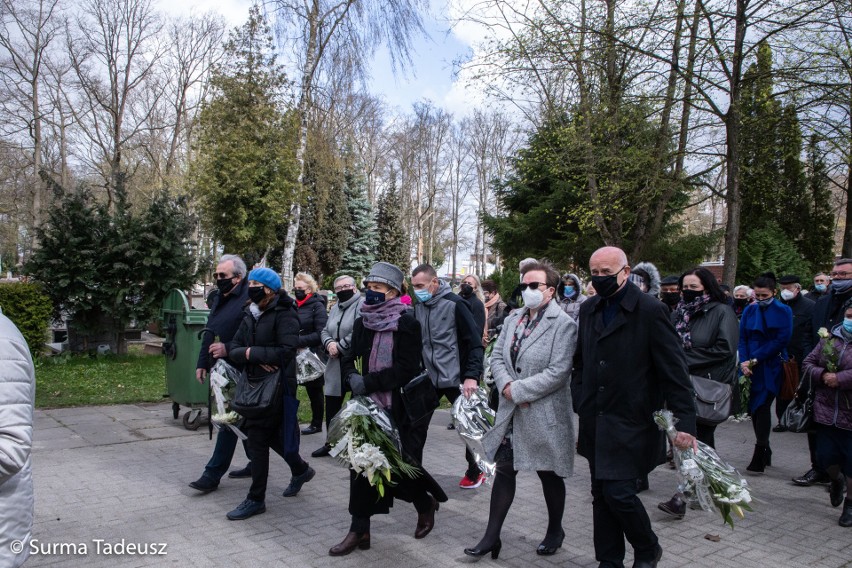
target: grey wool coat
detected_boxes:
[483,299,577,478]
[321,293,364,396]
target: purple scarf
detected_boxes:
[359,298,407,408]
[674,294,711,350]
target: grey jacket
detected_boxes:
[483,300,577,477]
[556,273,587,321]
[0,312,34,568]
[414,280,484,389]
[321,294,364,396]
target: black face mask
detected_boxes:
[591,269,625,298]
[661,291,681,307]
[248,286,267,304]
[459,283,474,298]
[216,277,236,296]
[681,289,704,304]
[294,289,307,301]
[336,289,355,303]
[734,298,748,308]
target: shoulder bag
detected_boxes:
[400,360,440,426]
[780,371,813,433]
[691,374,733,425]
[231,368,282,419]
[780,355,799,400]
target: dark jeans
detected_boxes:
[303,379,325,428]
[245,422,307,502]
[752,394,775,447]
[589,461,658,567]
[432,386,480,480]
[203,427,250,481]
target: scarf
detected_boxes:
[359,298,407,408]
[484,293,502,310]
[674,294,712,350]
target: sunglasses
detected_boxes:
[519,282,549,291]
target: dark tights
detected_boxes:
[475,459,565,549]
[752,394,775,447]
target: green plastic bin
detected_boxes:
[160,289,210,430]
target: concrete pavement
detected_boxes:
[23,404,852,567]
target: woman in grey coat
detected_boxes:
[312,275,364,457]
[465,260,577,560]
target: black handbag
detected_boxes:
[781,372,813,433]
[231,368,282,419]
[400,369,440,426]
[690,374,733,425]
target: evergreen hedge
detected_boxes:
[0,282,53,356]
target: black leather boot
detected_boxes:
[746,445,767,473]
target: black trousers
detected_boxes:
[589,460,658,567]
[429,386,480,479]
[325,394,345,430]
[303,379,325,428]
[245,422,307,502]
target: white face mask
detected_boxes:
[780,289,796,301]
[522,288,544,309]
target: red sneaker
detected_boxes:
[459,473,485,489]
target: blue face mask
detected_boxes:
[414,289,432,303]
[757,297,774,308]
[815,284,827,293]
[831,279,852,294]
[364,289,386,305]
[843,318,852,334]
[563,286,575,298]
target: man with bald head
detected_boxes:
[572,247,697,568]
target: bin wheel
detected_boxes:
[172,402,180,420]
[182,409,202,430]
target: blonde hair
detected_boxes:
[294,272,319,294]
[462,274,486,303]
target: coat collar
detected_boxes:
[592,281,641,340]
[516,300,561,360]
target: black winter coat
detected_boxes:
[296,293,328,350]
[196,279,249,371]
[673,300,739,386]
[782,293,815,365]
[461,293,487,342]
[573,282,696,480]
[811,290,852,347]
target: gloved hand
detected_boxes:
[348,373,367,395]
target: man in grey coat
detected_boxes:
[312,275,364,457]
[573,247,697,568]
[411,264,485,488]
[0,310,35,568]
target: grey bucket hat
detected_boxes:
[363,262,405,292]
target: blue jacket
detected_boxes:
[196,278,249,371]
[738,300,793,412]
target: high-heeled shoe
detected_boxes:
[464,539,502,560]
[536,529,565,555]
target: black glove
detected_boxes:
[348,373,367,395]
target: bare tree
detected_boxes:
[269,0,426,285]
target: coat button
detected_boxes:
[598,386,605,392]
[598,411,604,416]
[516,367,521,373]
[599,360,606,367]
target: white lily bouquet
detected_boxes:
[208,359,247,440]
[296,349,326,384]
[451,386,497,484]
[654,409,753,528]
[327,396,420,497]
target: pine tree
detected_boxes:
[339,165,377,280]
[191,6,298,257]
[376,174,410,271]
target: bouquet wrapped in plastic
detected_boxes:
[451,386,497,484]
[327,396,420,497]
[208,359,247,440]
[655,409,753,528]
[297,349,326,384]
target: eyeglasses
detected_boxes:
[334,284,354,292]
[519,282,549,291]
[830,271,852,279]
[214,272,234,279]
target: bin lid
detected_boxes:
[160,289,210,323]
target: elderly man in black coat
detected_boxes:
[572,247,697,568]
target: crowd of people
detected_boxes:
[186,250,852,567]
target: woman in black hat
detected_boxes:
[329,261,448,556]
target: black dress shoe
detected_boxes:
[414,496,439,539]
[840,500,852,527]
[464,538,502,560]
[830,475,847,507]
[633,544,662,568]
[311,444,331,457]
[792,468,831,486]
[188,476,218,493]
[658,494,686,519]
[228,464,252,479]
[329,532,370,556]
[301,425,322,435]
[536,529,565,555]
